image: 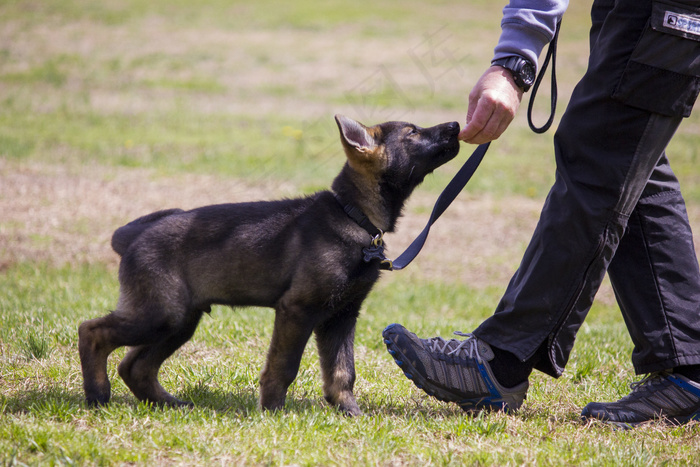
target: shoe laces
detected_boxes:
[625,371,671,399]
[425,331,483,362]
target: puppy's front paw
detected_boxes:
[326,393,362,416]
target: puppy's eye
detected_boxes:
[407,128,419,136]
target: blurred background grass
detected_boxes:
[1,0,697,196]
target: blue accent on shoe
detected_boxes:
[669,374,700,398]
[476,361,502,399]
[383,323,399,333]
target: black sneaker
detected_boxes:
[581,371,700,428]
[382,323,528,412]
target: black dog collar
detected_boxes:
[333,193,394,270]
[333,193,383,238]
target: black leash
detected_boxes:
[387,142,490,270]
[527,20,561,134]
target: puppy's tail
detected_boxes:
[111,208,184,256]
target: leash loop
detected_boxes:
[527,20,562,134]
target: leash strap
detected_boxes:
[383,142,490,270]
[527,19,561,134]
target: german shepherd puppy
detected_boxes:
[78,115,460,415]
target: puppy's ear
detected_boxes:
[335,115,385,174]
[335,114,377,154]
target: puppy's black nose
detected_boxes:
[447,121,460,133]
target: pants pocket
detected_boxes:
[612,0,700,117]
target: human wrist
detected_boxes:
[491,56,536,92]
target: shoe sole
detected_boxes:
[382,324,517,413]
[581,408,700,429]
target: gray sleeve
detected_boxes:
[493,0,569,69]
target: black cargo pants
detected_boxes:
[474,0,700,377]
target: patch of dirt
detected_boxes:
[0,159,296,269]
[0,158,539,290]
[386,193,542,289]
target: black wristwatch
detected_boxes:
[492,56,536,92]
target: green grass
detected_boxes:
[0,108,347,187]
[1,264,700,465]
[2,0,700,464]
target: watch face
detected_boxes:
[521,62,535,86]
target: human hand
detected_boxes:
[458,66,524,144]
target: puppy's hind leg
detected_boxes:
[117,308,204,407]
[79,312,138,406]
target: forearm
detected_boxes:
[460,0,570,144]
[494,0,569,68]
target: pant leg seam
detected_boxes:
[634,206,680,367]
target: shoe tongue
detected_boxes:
[477,340,495,361]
